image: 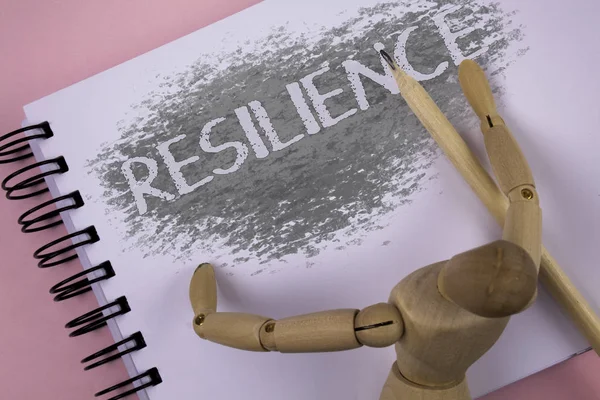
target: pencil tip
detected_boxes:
[379,50,396,70]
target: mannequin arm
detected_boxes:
[437,60,543,316]
[458,59,541,266]
[440,60,543,317]
[189,263,404,352]
[381,52,541,318]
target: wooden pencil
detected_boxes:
[380,49,600,355]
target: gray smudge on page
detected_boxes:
[87,0,525,272]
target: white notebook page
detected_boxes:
[23,0,599,398]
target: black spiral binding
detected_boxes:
[18,191,84,233]
[0,123,162,399]
[49,260,116,302]
[95,368,162,400]
[1,156,69,199]
[0,122,53,163]
[82,331,147,370]
[65,296,132,337]
[33,225,100,268]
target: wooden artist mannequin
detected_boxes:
[189,58,542,399]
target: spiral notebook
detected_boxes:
[1,0,598,399]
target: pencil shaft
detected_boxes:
[391,69,600,355]
[540,250,600,355]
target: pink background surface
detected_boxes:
[0,1,598,399]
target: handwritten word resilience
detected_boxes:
[122,6,485,215]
